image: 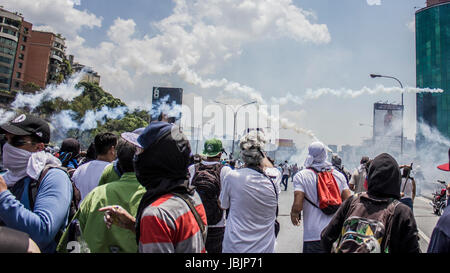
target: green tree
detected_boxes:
[18,80,151,148]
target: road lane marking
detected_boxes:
[418,228,430,245]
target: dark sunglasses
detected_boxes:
[9,137,37,148]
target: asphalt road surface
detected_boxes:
[275,180,441,253]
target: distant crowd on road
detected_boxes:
[0,113,449,253]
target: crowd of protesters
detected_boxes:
[0,113,449,253]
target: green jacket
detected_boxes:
[97,162,120,187]
[57,172,145,253]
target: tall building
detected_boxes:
[416,0,450,145]
[0,7,74,107]
[24,30,67,88]
[0,8,32,105]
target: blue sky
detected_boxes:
[3,0,429,148]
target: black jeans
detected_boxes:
[281,175,289,191]
[205,227,225,253]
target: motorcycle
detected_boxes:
[430,180,447,216]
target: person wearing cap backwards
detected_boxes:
[0,114,72,253]
[219,130,282,253]
[428,148,450,253]
[57,132,146,253]
[99,121,207,253]
[187,138,232,253]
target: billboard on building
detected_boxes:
[373,103,403,152]
[151,87,183,123]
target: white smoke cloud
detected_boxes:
[50,105,130,138]
[80,106,128,131]
[0,109,16,125]
[11,71,86,111]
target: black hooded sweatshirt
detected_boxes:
[133,122,195,245]
[321,153,420,253]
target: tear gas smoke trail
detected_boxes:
[180,66,442,152]
[178,65,330,147]
[11,71,86,111]
[179,66,448,194]
[258,106,332,152]
[178,65,266,105]
[304,85,444,100]
[271,86,444,106]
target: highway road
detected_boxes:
[274,181,441,253]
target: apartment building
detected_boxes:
[0,8,31,95]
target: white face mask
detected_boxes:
[2,143,32,186]
[1,142,61,186]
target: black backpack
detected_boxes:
[191,163,224,225]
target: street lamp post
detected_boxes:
[370,74,404,157]
[214,100,257,159]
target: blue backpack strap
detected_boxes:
[113,160,123,178]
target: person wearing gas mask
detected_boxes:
[0,114,72,253]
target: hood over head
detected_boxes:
[367,153,401,199]
[133,121,193,244]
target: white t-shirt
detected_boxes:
[72,160,110,204]
[282,164,290,176]
[293,168,349,242]
[188,161,232,228]
[219,167,281,253]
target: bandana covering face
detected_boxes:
[2,143,61,186]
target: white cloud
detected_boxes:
[2,0,102,39]
[65,0,331,105]
[367,0,382,6]
[2,0,103,61]
[107,18,136,44]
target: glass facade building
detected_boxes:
[416,1,450,144]
[0,12,21,91]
